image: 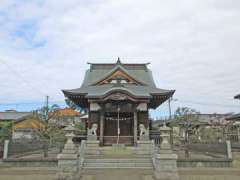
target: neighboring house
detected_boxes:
[13,116,46,139]
[226,113,240,125]
[0,110,32,123]
[197,113,230,126]
[0,110,45,139]
[153,113,231,142]
[225,114,240,142]
[48,108,82,127]
[226,113,240,121]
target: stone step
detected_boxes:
[83,163,153,169]
[85,158,152,163]
[84,155,152,159]
[83,158,153,169]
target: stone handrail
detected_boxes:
[78,140,86,168]
[151,140,157,168]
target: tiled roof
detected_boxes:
[50,108,80,117]
[63,61,174,98]
[226,113,240,121]
[0,112,32,121]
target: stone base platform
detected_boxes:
[85,140,101,155]
[136,140,153,155]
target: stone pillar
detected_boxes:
[154,123,179,180]
[3,139,9,159]
[57,125,78,180]
[100,111,104,145]
[86,123,101,155]
[226,140,232,159]
[237,127,240,142]
[134,111,138,145]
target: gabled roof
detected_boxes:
[82,60,156,87]
[226,113,240,121]
[49,108,80,117]
[14,117,46,129]
[0,112,32,122]
[92,64,146,85]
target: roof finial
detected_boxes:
[117,57,121,64]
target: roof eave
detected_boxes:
[234,94,240,99]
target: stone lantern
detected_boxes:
[154,122,179,180]
[159,122,172,153]
[64,124,76,146]
[57,124,78,178]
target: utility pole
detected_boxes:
[46,95,49,122]
[168,97,172,120]
[168,97,177,120]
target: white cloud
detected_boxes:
[0,0,239,115]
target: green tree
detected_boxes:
[65,98,86,113]
[0,122,12,143]
[171,107,200,158]
[172,107,200,142]
[34,125,66,157]
[37,104,60,123]
[34,107,66,157]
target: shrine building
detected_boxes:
[62,59,175,145]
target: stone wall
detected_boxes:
[3,158,58,167]
[177,159,232,168]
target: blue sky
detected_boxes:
[0,0,240,118]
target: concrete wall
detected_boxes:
[12,131,33,140]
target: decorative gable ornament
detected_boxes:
[90,103,101,111]
[97,69,141,85]
[136,103,147,111]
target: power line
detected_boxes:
[0,100,65,106]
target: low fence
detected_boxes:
[8,140,45,156]
[150,130,231,159]
[150,130,161,145]
[5,139,64,158]
[187,143,227,155]
[0,142,3,158]
[231,142,240,151]
[225,133,239,142]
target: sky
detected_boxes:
[0,0,239,118]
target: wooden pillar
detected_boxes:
[88,111,91,129]
[134,111,138,145]
[100,111,104,145]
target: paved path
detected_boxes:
[1,166,240,180]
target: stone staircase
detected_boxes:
[82,142,154,169]
[83,157,153,169]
